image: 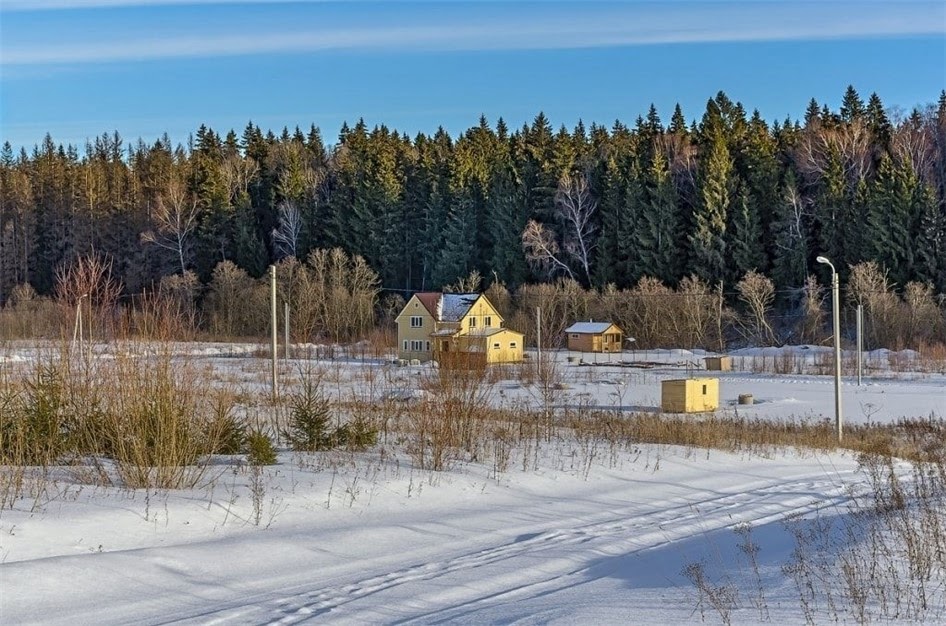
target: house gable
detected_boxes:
[396,295,438,360]
[455,294,503,335]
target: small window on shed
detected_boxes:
[493,342,500,349]
[571,333,579,339]
[510,342,517,349]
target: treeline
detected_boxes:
[1,86,945,305]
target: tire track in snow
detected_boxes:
[175,472,854,625]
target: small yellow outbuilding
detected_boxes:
[661,377,719,413]
[703,356,732,371]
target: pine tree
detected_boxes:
[813,148,847,269]
[487,161,528,287]
[736,110,780,271]
[914,182,946,292]
[689,102,731,285]
[670,104,688,135]
[592,156,624,286]
[433,193,477,288]
[866,154,914,287]
[727,183,764,282]
[804,98,821,127]
[639,150,681,284]
[865,92,892,149]
[840,85,865,123]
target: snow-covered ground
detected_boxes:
[1,343,944,624]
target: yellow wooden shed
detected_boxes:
[661,377,719,413]
[704,356,732,371]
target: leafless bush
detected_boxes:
[683,560,738,626]
[55,253,123,340]
[156,271,202,338]
[0,284,61,338]
[513,279,594,349]
[736,270,777,345]
[847,261,899,348]
[408,361,492,471]
[795,275,827,345]
[205,260,268,338]
[601,276,725,350]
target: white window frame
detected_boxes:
[410,340,423,351]
[402,340,408,351]
[509,342,517,349]
[410,316,423,328]
[493,342,500,349]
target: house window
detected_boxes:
[571,334,579,339]
[469,317,477,328]
[411,340,423,351]
[402,340,408,351]
[485,316,492,327]
[510,342,517,349]
[702,384,707,395]
[493,342,500,349]
[410,316,423,328]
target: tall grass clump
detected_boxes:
[99,351,237,489]
[408,360,491,471]
[0,344,241,498]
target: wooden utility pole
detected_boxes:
[284,302,290,361]
[270,265,278,400]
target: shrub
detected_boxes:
[282,377,336,451]
[205,400,246,455]
[336,415,378,451]
[245,430,278,466]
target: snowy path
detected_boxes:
[1,451,863,625]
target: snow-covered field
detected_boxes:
[1,343,944,624]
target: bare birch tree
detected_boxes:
[142,177,198,275]
[555,173,597,283]
[272,200,303,259]
[521,219,576,281]
[521,173,598,283]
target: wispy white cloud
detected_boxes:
[2,3,943,66]
[1,0,310,10]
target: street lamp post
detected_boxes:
[816,256,843,443]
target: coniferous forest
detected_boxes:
[1,87,945,334]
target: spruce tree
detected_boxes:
[689,102,731,285]
[813,149,847,270]
[640,150,681,284]
[840,85,865,123]
[866,154,914,287]
[727,183,764,282]
[914,182,946,292]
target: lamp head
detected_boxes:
[816,256,829,265]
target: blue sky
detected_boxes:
[1,1,944,150]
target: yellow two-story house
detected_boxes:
[395,292,524,365]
